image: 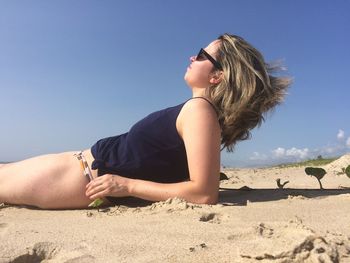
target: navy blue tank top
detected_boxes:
[91,102,190,183]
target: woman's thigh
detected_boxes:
[0,151,95,209]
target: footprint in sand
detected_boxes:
[7,242,60,263]
[231,222,348,261]
[255,223,274,238]
[8,242,95,263]
[199,212,223,224]
[241,235,342,262]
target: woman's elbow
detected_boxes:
[196,193,218,205]
[186,181,219,205]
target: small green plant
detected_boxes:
[345,165,350,178]
[305,167,326,189]
[88,198,104,208]
[219,172,229,181]
[276,178,289,189]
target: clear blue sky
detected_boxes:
[1,1,349,167]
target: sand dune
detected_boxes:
[324,154,350,175]
[1,155,350,262]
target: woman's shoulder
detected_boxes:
[177,97,220,136]
[181,97,217,117]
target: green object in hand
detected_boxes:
[88,198,104,208]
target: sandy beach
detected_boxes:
[1,155,350,262]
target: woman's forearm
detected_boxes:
[86,174,219,205]
[127,178,218,205]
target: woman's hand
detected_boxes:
[85,174,130,200]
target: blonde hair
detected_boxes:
[206,33,292,151]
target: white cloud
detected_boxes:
[249,146,313,167]
[323,146,340,154]
[285,147,309,159]
[337,129,345,140]
[271,147,310,160]
[347,137,350,148]
[250,152,268,161]
[272,147,285,158]
[249,131,350,167]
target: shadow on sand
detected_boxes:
[3,188,350,210]
[219,187,350,206]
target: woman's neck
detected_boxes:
[191,88,206,98]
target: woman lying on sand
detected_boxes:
[0,33,291,209]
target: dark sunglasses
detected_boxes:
[196,48,222,70]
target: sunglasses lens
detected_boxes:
[196,49,206,61]
[194,48,222,70]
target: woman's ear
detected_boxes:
[209,71,223,85]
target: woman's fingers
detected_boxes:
[86,175,109,190]
[85,174,116,198]
[86,181,104,196]
[85,174,129,199]
[86,175,106,188]
[86,183,105,194]
[88,188,110,200]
